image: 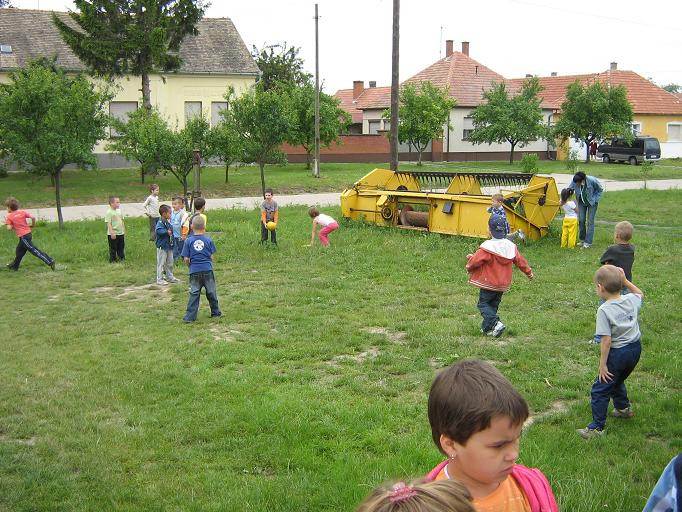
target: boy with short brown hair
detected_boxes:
[4,197,55,271]
[105,196,126,262]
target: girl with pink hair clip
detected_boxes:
[357,479,475,512]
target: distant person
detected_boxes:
[170,196,188,263]
[260,188,278,245]
[487,193,525,241]
[357,479,474,512]
[466,215,533,337]
[577,265,643,439]
[143,184,160,241]
[308,207,339,247]
[4,197,55,271]
[105,196,126,262]
[559,188,578,248]
[155,204,179,285]
[589,140,598,158]
[568,171,603,248]
[181,215,221,322]
[425,359,558,511]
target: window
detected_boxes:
[630,122,642,135]
[211,101,227,127]
[383,121,391,132]
[668,123,682,142]
[109,101,138,137]
[462,116,474,140]
[368,120,381,135]
[184,101,202,122]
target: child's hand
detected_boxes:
[598,364,613,383]
[466,253,473,260]
[111,233,116,239]
[616,266,626,282]
[528,272,534,280]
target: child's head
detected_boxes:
[308,207,320,218]
[172,196,184,211]
[614,221,633,243]
[491,193,504,208]
[194,197,206,212]
[488,215,507,240]
[5,197,19,212]
[191,214,206,233]
[159,204,171,219]
[150,184,159,195]
[264,188,274,201]
[594,264,623,296]
[560,188,573,205]
[108,196,120,209]
[572,171,587,186]
[357,479,474,512]
[428,360,529,487]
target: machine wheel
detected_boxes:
[381,205,393,220]
[629,156,638,165]
[602,154,610,163]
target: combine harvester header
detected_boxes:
[340,169,560,240]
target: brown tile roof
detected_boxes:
[334,88,364,123]
[353,86,392,110]
[509,70,682,115]
[0,8,259,75]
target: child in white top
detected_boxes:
[308,207,339,247]
[560,188,578,248]
[143,184,160,242]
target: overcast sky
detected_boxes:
[11,0,682,94]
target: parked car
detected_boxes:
[597,136,661,165]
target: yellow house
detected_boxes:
[0,8,258,167]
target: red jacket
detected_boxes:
[466,238,532,292]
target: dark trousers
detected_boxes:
[9,233,54,270]
[477,289,503,332]
[260,223,277,244]
[148,216,159,241]
[183,271,221,321]
[589,340,641,430]
[107,235,125,262]
[173,237,184,263]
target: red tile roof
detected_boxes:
[509,70,682,115]
[334,88,364,124]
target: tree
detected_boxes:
[287,83,350,169]
[253,43,311,92]
[208,95,243,184]
[554,81,633,163]
[227,85,295,198]
[383,82,455,166]
[54,0,205,111]
[468,77,547,164]
[0,59,111,227]
[662,84,681,94]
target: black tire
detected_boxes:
[602,155,610,163]
[629,156,638,165]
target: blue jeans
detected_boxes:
[577,202,598,245]
[183,271,221,321]
[588,340,641,430]
[173,238,184,262]
[477,289,503,332]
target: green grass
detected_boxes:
[0,189,680,511]
[2,159,681,208]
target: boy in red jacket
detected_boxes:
[466,215,533,337]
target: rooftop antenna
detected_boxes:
[439,26,444,59]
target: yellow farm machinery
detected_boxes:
[340,169,560,240]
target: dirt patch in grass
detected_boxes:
[92,283,172,303]
[362,327,407,344]
[0,435,36,446]
[524,399,579,429]
[208,325,241,342]
[326,347,381,367]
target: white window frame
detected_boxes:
[184,101,202,122]
[462,116,475,141]
[667,122,682,142]
[630,122,642,136]
[109,101,138,137]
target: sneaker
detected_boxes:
[49,261,56,271]
[577,427,605,439]
[612,407,634,418]
[210,312,222,318]
[156,280,169,285]
[166,277,180,283]
[6,263,17,271]
[516,229,526,240]
[489,321,506,338]
[581,242,592,249]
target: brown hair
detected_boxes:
[595,264,623,293]
[172,195,184,203]
[194,197,206,211]
[158,204,171,216]
[108,196,119,206]
[265,188,274,196]
[150,184,159,192]
[308,207,320,218]
[491,193,504,202]
[614,221,633,242]
[357,479,474,512]
[428,359,529,450]
[5,197,19,211]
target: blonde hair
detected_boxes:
[595,264,624,293]
[491,193,504,202]
[614,221,633,242]
[357,479,474,512]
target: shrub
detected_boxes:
[640,160,654,189]
[565,148,580,172]
[520,153,539,173]
[0,167,8,179]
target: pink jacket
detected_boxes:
[426,460,558,512]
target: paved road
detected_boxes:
[2,175,680,223]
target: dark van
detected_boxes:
[597,136,661,165]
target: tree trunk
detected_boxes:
[50,173,55,187]
[225,163,229,183]
[54,169,64,228]
[509,142,516,164]
[417,149,423,166]
[259,161,266,198]
[183,177,189,209]
[389,0,400,171]
[585,138,590,163]
[305,151,312,170]
[141,72,152,111]
[140,165,145,184]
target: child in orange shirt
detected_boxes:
[4,197,55,271]
[425,359,558,512]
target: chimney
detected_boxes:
[445,40,453,57]
[525,74,533,78]
[610,62,617,71]
[369,81,376,88]
[353,80,364,99]
[461,41,469,56]
[551,72,557,77]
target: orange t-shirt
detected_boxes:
[435,467,530,512]
[5,210,34,238]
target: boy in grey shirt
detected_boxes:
[260,188,278,245]
[578,265,644,439]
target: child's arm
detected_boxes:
[142,196,150,216]
[465,249,489,272]
[184,257,190,266]
[513,249,534,279]
[107,221,116,238]
[598,335,613,383]
[619,268,643,298]
[261,209,267,226]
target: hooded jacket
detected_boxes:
[466,238,532,292]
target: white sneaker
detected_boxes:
[516,229,526,240]
[488,321,506,338]
[582,242,592,249]
[166,277,180,283]
[156,279,169,285]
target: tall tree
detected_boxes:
[54,0,205,111]
[226,85,295,198]
[287,83,350,169]
[208,95,243,184]
[383,81,455,165]
[468,77,547,164]
[252,43,311,92]
[554,81,633,163]
[0,59,111,227]
[662,83,680,94]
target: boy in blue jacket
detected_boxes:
[155,205,179,285]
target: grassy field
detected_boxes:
[1,189,680,511]
[1,158,681,208]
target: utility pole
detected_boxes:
[389,0,400,171]
[313,3,321,178]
